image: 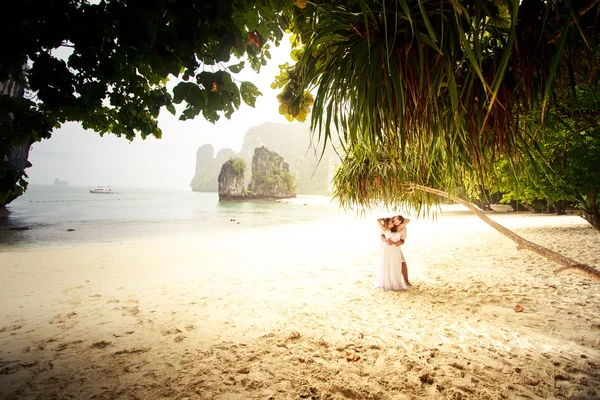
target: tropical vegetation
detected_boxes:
[190,122,337,194]
[485,89,600,230]
[1,0,294,207]
[272,0,600,280]
[248,150,297,196]
[274,0,599,230]
[2,0,599,279]
[229,157,247,175]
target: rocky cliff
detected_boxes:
[217,158,245,201]
[247,147,295,199]
[191,145,237,192]
[53,178,69,185]
[190,122,340,194]
[218,148,295,202]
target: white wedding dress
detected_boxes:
[375,230,407,291]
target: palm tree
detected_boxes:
[331,142,600,282]
[279,0,600,281]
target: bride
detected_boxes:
[375,217,410,291]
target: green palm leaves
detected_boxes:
[281,0,598,210]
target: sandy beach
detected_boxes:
[1,210,599,399]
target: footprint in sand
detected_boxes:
[48,312,78,329]
[90,340,112,349]
[61,283,91,305]
[120,306,140,316]
[113,330,136,338]
[162,328,183,336]
[173,335,186,343]
[0,324,23,333]
[55,340,84,352]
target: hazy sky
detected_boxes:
[27,39,295,190]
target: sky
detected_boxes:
[27,38,296,190]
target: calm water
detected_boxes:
[0,185,344,251]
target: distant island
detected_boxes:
[218,147,296,202]
[190,122,339,195]
[53,178,69,186]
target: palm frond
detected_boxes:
[282,0,599,210]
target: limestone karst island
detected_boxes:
[218,146,295,202]
[189,122,339,198]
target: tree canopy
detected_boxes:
[3,0,599,224]
[2,0,296,139]
[275,0,599,222]
[0,0,298,206]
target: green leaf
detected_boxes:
[256,23,270,40]
[198,71,215,90]
[187,84,206,109]
[214,32,234,63]
[228,61,245,74]
[206,91,223,113]
[240,81,262,107]
[257,5,276,21]
[230,84,241,109]
[172,82,195,104]
[219,71,233,85]
[166,103,176,115]
[245,9,259,32]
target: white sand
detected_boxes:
[1,211,599,399]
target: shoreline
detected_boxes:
[1,212,599,399]
[0,192,342,254]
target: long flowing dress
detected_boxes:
[374,229,407,291]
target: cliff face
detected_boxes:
[218,148,296,202]
[217,159,245,201]
[190,122,339,194]
[247,146,295,198]
[191,145,236,192]
[53,178,69,185]
[195,144,215,170]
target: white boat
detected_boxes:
[89,186,120,194]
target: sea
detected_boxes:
[0,184,349,251]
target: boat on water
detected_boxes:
[89,186,120,194]
[53,178,69,186]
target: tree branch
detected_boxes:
[411,184,600,283]
[548,0,600,44]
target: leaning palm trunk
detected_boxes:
[331,146,600,284]
[411,184,600,283]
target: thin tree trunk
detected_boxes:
[0,77,33,209]
[581,190,600,231]
[411,184,600,283]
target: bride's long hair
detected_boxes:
[390,215,405,233]
[383,217,394,232]
[386,218,398,233]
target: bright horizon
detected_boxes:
[26,38,296,191]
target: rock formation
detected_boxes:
[53,178,69,185]
[247,147,295,199]
[217,158,245,201]
[218,148,296,202]
[191,145,237,192]
[190,122,339,195]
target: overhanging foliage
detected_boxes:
[279,0,599,213]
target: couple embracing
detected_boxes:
[375,215,412,291]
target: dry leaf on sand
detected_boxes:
[514,304,524,313]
